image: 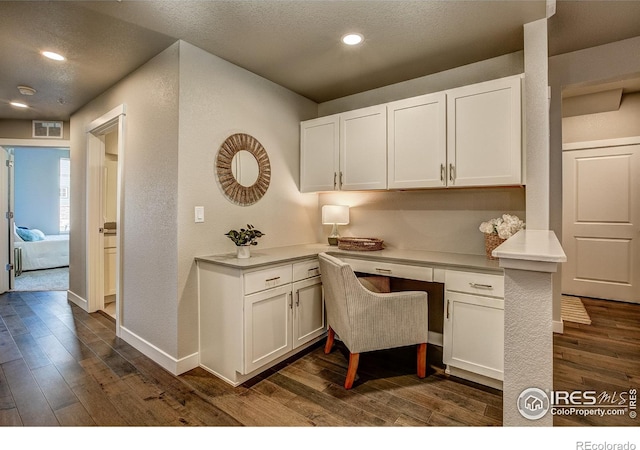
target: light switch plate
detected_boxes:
[194,206,205,223]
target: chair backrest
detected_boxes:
[318,252,356,346]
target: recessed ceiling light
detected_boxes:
[17,85,36,96]
[10,101,29,108]
[342,33,364,46]
[42,51,66,61]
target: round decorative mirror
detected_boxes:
[215,133,271,206]
[231,150,259,187]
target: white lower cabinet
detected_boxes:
[443,270,504,389]
[104,234,117,296]
[198,257,325,386]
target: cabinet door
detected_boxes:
[300,115,340,192]
[292,276,325,349]
[104,247,116,296]
[340,105,387,190]
[443,291,504,380]
[244,285,292,374]
[446,75,522,187]
[388,93,447,189]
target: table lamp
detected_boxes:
[322,205,349,246]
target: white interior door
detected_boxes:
[562,142,640,303]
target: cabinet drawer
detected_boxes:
[445,270,504,298]
[340,257,433,282]
[244,265,292,295]
[293,259,321,282]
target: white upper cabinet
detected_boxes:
[446,75,522,187]
[339,105,387,191]
[300,115,340,193]
[387,92,447,189]
[299,74,523,193]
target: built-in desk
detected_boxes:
[196,243,504,388]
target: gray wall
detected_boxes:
[14,147,69,235]
[70,42,181,356]
[563,92,640,143]
[70,40,319,364]
[317,52,526,255]
[0,120,71,140]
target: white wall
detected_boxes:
[175,41,319,359]
[70,42,181,355]
[71,40,320,369]
[317,52,526,255]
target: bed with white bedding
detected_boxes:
[14,226,69,272]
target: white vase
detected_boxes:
[236,245,251,259]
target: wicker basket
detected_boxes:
[484,233,506,260]
[337,237,384,251]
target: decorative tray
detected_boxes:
[337,237,384,251]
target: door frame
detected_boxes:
[0,138,71,293]
[86,105,125,333]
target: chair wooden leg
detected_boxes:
[324,327,335,354]
[417,343,427,379]
[344,352,360,389]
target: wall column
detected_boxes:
[493,230,566,426]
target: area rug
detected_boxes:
[561,295,592,325]
[13,267,69,291]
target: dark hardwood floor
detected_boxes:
[0,290,637,427]
[553,297,639,426]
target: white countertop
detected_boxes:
[195,243,502,273]
[492,230,567,263]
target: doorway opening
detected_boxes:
[85,105,124,331]
[561,75,640,305]
[12,146,70,292]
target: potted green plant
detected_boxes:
[225,224,265,258]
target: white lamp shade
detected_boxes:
[322,205,349,225]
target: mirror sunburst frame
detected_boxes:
[215,133,271,206]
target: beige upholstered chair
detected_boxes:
[318,252,429,389]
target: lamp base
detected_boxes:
[327,236,338,246]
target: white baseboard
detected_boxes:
[553,319,564,334]
[119,326,199,375]
[67,290,87,309]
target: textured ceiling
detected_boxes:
[1,1,639,121]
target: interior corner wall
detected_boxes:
[319,51,524,116]
[562,92,640,143]
[175,41,320,361]
[70,42,181,357]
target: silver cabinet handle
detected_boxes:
[446,299,450,319]
[449,163,455,183]
[469,282,493,290]
[333,172,337,190]
[265,276,280,282]
[296,290,300,307]
[339,171,343,188]
[375,268,392,274]
[440,163,445,183]
[289,292,293,309]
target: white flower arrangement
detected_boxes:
[479,214,525,240]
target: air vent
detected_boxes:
[32,120,63,138]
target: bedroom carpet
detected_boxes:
[13,267,69,291]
